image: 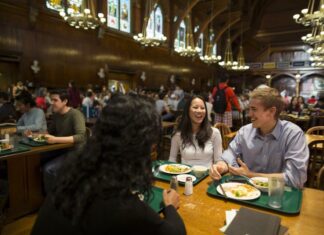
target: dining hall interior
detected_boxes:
[0,0,324,234]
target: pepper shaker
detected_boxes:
[170,176,179,192]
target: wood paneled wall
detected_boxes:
[0,0,221,92]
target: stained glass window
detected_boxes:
[46,0,64,11]
[146,5,163,39]
[197,33,203,56]
[174,20,186,51]
[107,0,131,33]
[212,44,217,55]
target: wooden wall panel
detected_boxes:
[0,0,220,92]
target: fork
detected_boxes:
[214,179,228,201]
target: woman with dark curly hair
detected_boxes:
[169,95,222,168]
[31,94,186,235]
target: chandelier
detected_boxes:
[200,41,222,64]
[133,0,167,47]
[219,38,237,69]
[232,46,249,70]
[301,25,324,44]
[293,0,324,27]
[176,14,201,57]
[219,5,237,69]
[58,0,106,30]
[294,0,324,68]
[200,1,221,64]
[232,24,249,71]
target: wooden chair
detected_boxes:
[150,144,158,161]
[214,122,232,150]
[161,115,182,160]
[306,126,324,135]
[317,166,324,190]
[279,114,296,123]
[306,140,324,189]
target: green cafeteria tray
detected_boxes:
[0,144,31,157]
[152,160,209,186]
[19,138,48,147]
[146,186,164,213]
[207,175,303,215]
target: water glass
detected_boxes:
[268,177,285,208]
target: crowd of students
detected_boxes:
[0,80,320,234]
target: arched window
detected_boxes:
[174,20,186,51]
[197,33,203,56]
[146,5,163,39]
[46,0,66,11]
[107,0,131,33]
[212,44,217,55]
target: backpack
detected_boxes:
[213,85,228,114]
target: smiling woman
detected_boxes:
[169,95,222,168]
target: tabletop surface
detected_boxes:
[154,178,324,235]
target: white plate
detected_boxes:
[28,136,47,143]
[249,177,269,192]
[217,182,261,200]
[0,144,13,151]
[159,164,191,175]
[176,174,197,183]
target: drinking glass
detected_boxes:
[268,177,285,208]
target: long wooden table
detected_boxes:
[155,178,324,235]
[0,142,73,221]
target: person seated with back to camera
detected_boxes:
[15,90,47,134]
[0,91,17,123]
[210,87,309,189]
[169,95,222,168]
[31,94,186,235]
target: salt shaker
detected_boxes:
[170,176,178,192]
[184,176,193,196]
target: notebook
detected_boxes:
[225,207,281,235]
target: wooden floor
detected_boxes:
[1,214,36,235]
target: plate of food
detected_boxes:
[159,164,191,175]
[176,174,197,183]
[249,177,269,192]
[0,141,13,151]
[30,135,47,143]
[217,182,261,200]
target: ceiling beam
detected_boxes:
[193,0,228,42]
[214,12,241,44]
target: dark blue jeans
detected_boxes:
[42,150,68,194]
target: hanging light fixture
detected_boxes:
[293,0,324,27]
[176,13,201,57]
[301,25,324,44]
[133,0,167,47]
[293,0,324,68]
[58,0,106,30]
[232,24,249,70]
[200,0,221,64]
[219,4,237,69]
[200,29,222,64]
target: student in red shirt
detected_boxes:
[212,76,241,128]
